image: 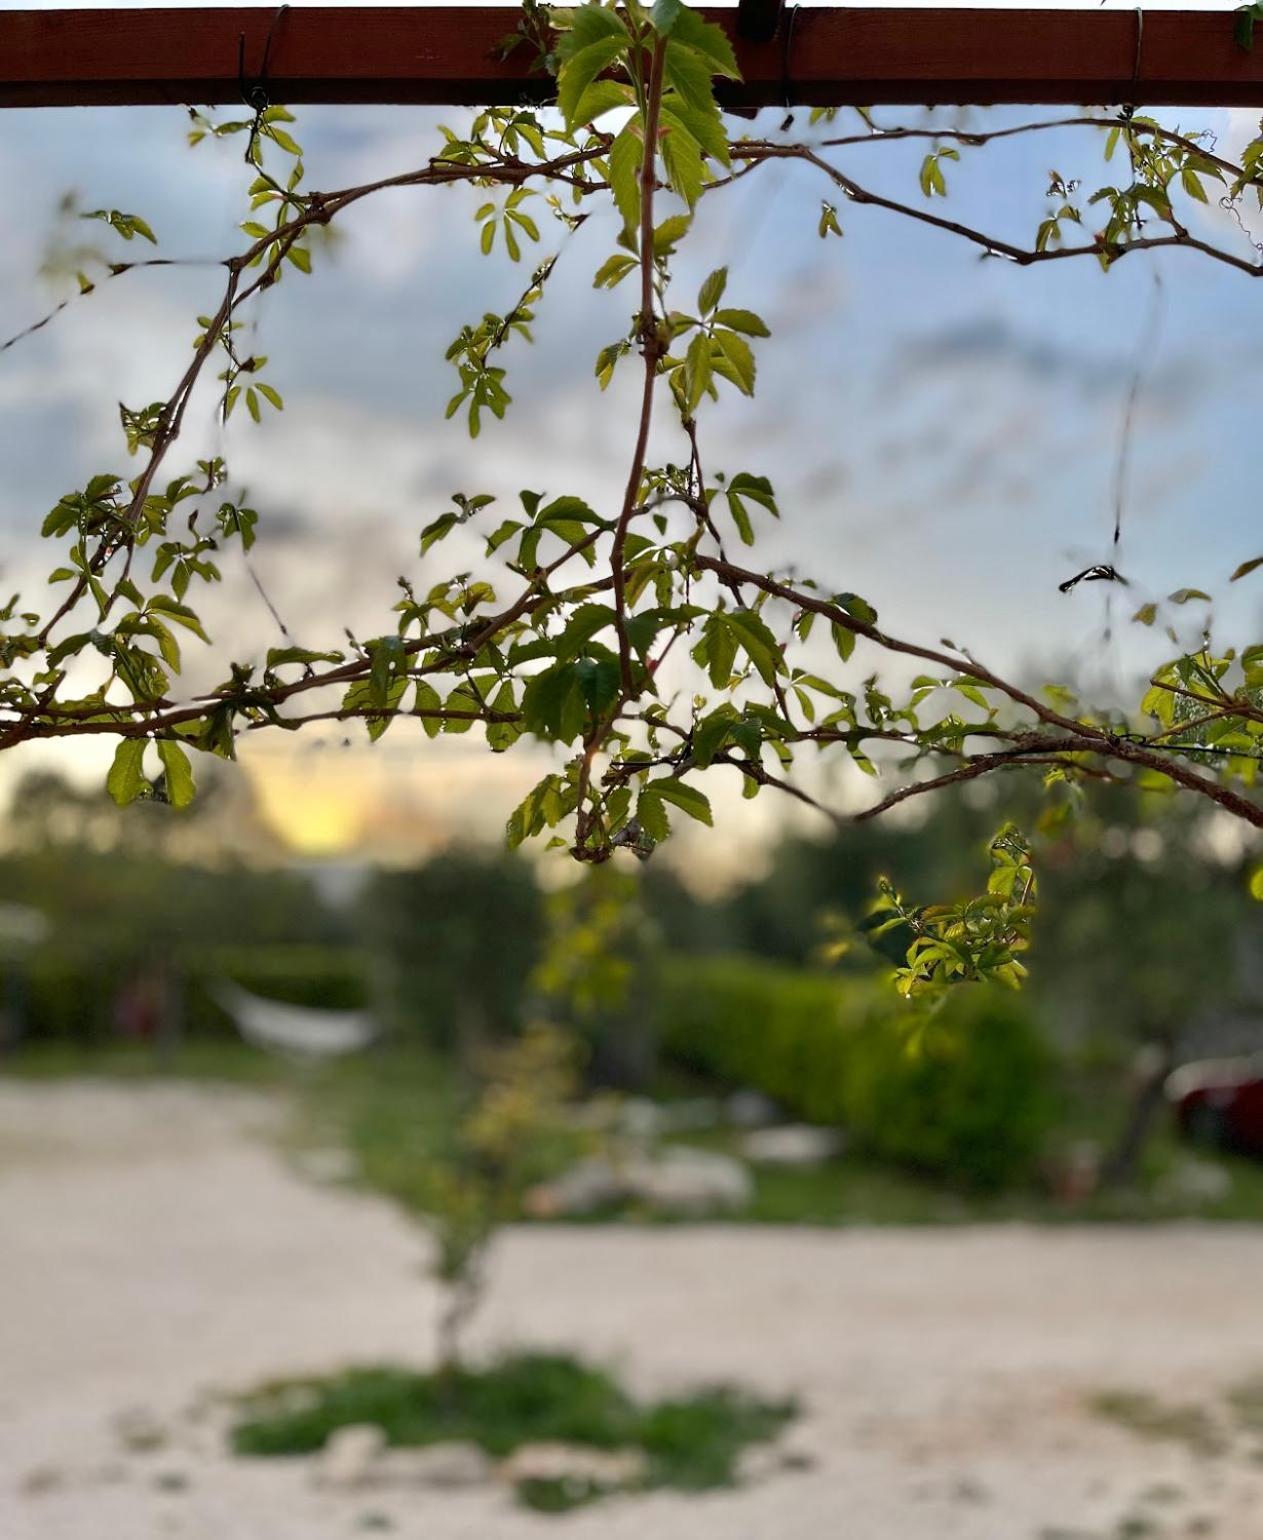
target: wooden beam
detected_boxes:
[4,7,1263,111]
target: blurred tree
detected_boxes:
[3,762,286,865]
[427,1025,579,1376]
[530,866,661,1089]
[363,847,544,1063]
[1033,787,1253,1183]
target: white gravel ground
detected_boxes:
[3,1080,1263,1540]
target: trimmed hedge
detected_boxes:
[658,955,1052,1190]
[182,947,373,1036]
[8,945,372,1045]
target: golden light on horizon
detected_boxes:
[245,758,369,856]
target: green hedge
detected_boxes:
[182,947,373,1036]
[17,950,123,1044]
[658,955,1052,1190]
[7,945,372,1045]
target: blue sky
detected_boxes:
[2,1,1262,863]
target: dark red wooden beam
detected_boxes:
[3,7,1263,110]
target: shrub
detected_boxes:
[658,955,1051,1190]
[182,946,372,1036]
[8,944,372,1045]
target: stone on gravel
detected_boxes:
[741,1125,842,1167]
[632,1148,752,1214]
[522,1157,625,1217]
[500,1443,647,1487]
[113,1406,167,1453]
[726,1090,781,1128]
[375,1442,492,1489]
[314,1425,387,1490]
[525,1148,752,1217]
[1156,1157,1232,1206]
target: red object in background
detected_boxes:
[1167,1058,1263,1157]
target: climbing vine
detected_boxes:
[4,0,1263,995]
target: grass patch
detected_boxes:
[1,1039,289,1085]
[1225,1374,1263,1436]
[231,1351,795,1510]
[1089,1390,1227,1458]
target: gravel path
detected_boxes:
[2,1080,1263,1539]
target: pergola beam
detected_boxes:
[4,6,1263,111]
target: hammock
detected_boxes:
[216,982,380,1059]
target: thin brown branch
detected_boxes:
[730,143,1263,279]
[695,554,1263,830]
[610,36,667,699]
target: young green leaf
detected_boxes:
[106,738,148,807]
[157,739,196,809]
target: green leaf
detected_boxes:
[421,512,459,555]
[726,493,754,546]
[342,675,407,740]
[608,123,643,241]
[1181,166,1209,203]
[834,592,878,627]
[1251,866,1263,901]
[414,679,443,738]
[1231,555,1263,582]
[712,308,770,337]
[652,214,692,255]
[713,328,756,395]
[575,654,621,717]
[1168,588,1212,605]
[522,663,586,744]
[570,78,632,125]
[669,7,741,78]
[660,119,705,207]
[635,785,672,843]
[664,35,720,111]
[266,124,302,155]
[486,681,519,753]
[560,3,632,52]
[725,608,783,685]
[557,36,628,132]
[593,252,639,289]
[695,612,737,687]
[645,776,713,825]
[683,331,713,412]
[697,266,728,316]
[266,645,344,669]
[485,518,523,554]
[148,595,210,642]
[106,738,147,807]
[157,739,196,809]
[831,621,856,662]
[652,0,685,35]
[660,96,730,167]
[817,202,843,239]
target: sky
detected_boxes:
[2,1,1263,873]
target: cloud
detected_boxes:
[884,312,1207,410]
